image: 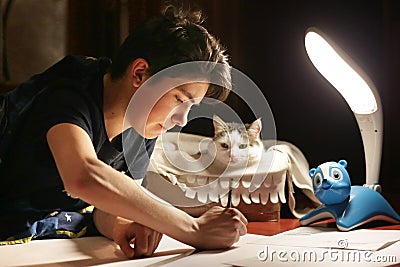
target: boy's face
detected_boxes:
[144,82,209,138]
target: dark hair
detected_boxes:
[110,5,231,102]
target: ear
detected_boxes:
[247,118,262,136]
[309,168,316,178]
[338,159,347,169]
[213,115,227,133]
[130,58,150,87]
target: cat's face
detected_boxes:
[211,115,263,167]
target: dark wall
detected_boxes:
[191,0,399,195]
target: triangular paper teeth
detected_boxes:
[250,192,260,203]
[241,190,252,204]
[208,179,219,189]
[176,181,187,190]
[186,175,196,184]
[219,178,231,189]
[249,178,264,192]
[232,190,241,207]
[195,176,208,185]
[241,177,252,188]
[208,190,220,202]
[220,193,228,207]
[269,192,279,204]
[260,191,270,205]
[231,180,241,189]
[185,188,196,199]
[279,189,286,203]
[162,171,177,184]
[196,188,209,203]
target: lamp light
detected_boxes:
[305,27,383,191]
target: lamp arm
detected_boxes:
[305,28,384,192]
[354,110,383,191]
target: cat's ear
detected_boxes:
[247,118,262,136]
[213,115,227,132]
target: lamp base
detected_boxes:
[300,186,400,231]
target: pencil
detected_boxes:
[227,178,232,208]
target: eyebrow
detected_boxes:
[178,88,201,106]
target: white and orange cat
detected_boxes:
[209,115,263,169]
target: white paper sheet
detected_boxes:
[227,241,400,266]
[248,226,400,251]
[1,229,399,267]
[225,227,400,267]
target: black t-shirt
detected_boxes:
[0,66,156,211]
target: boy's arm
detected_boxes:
[177,202,220,217]
[47,123,247,249]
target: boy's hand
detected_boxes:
[113,217,163,259]
[193,206,247,249]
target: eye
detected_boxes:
[331,168,343,180]
[313,173,322,187]
[175,95,184,103]
[220,143,229,149]
[239,144,247,149]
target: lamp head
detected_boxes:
[304,27,383,190]
[305,28,379,115]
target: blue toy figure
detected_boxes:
[300,160,400,231]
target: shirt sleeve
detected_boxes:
[35,82,94,141]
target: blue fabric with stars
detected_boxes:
[0,210,94,245]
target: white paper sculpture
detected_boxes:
[145,132,320,218]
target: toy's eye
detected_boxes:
[314,173,322,187]
[331,168,343,180]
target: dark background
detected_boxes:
[3,0,400,202]
[116,0,399,199]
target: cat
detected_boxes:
[154,115,264,189]
[209,115,264,169]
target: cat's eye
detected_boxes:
[313,173,322,187]
[220,143,229,149]
[239,144,248,149]
[330,168,343,180]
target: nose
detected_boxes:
[171,104,190,127]
[230,146,238,156]
[321,179,332,189]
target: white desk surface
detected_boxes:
[1,230,399,267]
[0,234,260,267]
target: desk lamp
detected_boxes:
[305,27,382,191]
[301,28,400,230]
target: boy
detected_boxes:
[0,5,247,258]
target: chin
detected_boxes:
[143,125,164,138]
[143,131,160,139]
